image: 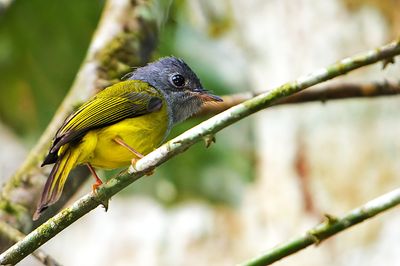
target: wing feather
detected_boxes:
[42,80,163,166]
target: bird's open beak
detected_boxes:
[196,89,223,102]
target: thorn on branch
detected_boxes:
[307,213,339,246]
[93,191,109,212]
[306,229,322,245]
[323,213,339,224]
[101,200,109,212]
[382,57,395,69]
[203,134,216,148]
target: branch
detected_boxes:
[239,187,400,266]
[0,39,398,265]
[198,80,400,116]
[0,221,61,266]
[0,0,164,233]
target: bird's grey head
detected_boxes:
[127,57,222,125]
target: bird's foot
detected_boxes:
[92,179,103,193]
[131,158,154,176]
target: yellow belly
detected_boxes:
[76,107,169,169]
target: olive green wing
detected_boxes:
[42,81,163,166]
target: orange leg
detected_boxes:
[113,137,154,175]
[86,163,103,192]
[113,137,144,165]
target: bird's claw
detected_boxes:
[92,182,109,212]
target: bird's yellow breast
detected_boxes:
[76,102,169,169]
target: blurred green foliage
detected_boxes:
[0,0,105,141]
[0,0,253,206]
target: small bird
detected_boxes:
[33,57,222,220]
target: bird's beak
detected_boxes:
[196,89,223,102]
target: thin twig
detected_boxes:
[0,39,398,265]
[238,187,400,266]
[198,80,400,116]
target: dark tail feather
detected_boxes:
[41,151,58,166]
[33,148,77,220]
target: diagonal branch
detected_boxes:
[239,187,400,266]
[0,221,61,266]
[198,80,400,116]
[0,39,398,265]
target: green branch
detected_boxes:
[0,221,61,266]
[0,39,399,265]
[197,80,400,116]
[239,187,400,266]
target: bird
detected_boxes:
[33,57,222,220]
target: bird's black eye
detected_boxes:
[170,74,185,88]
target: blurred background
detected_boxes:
[0,0,399,265]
